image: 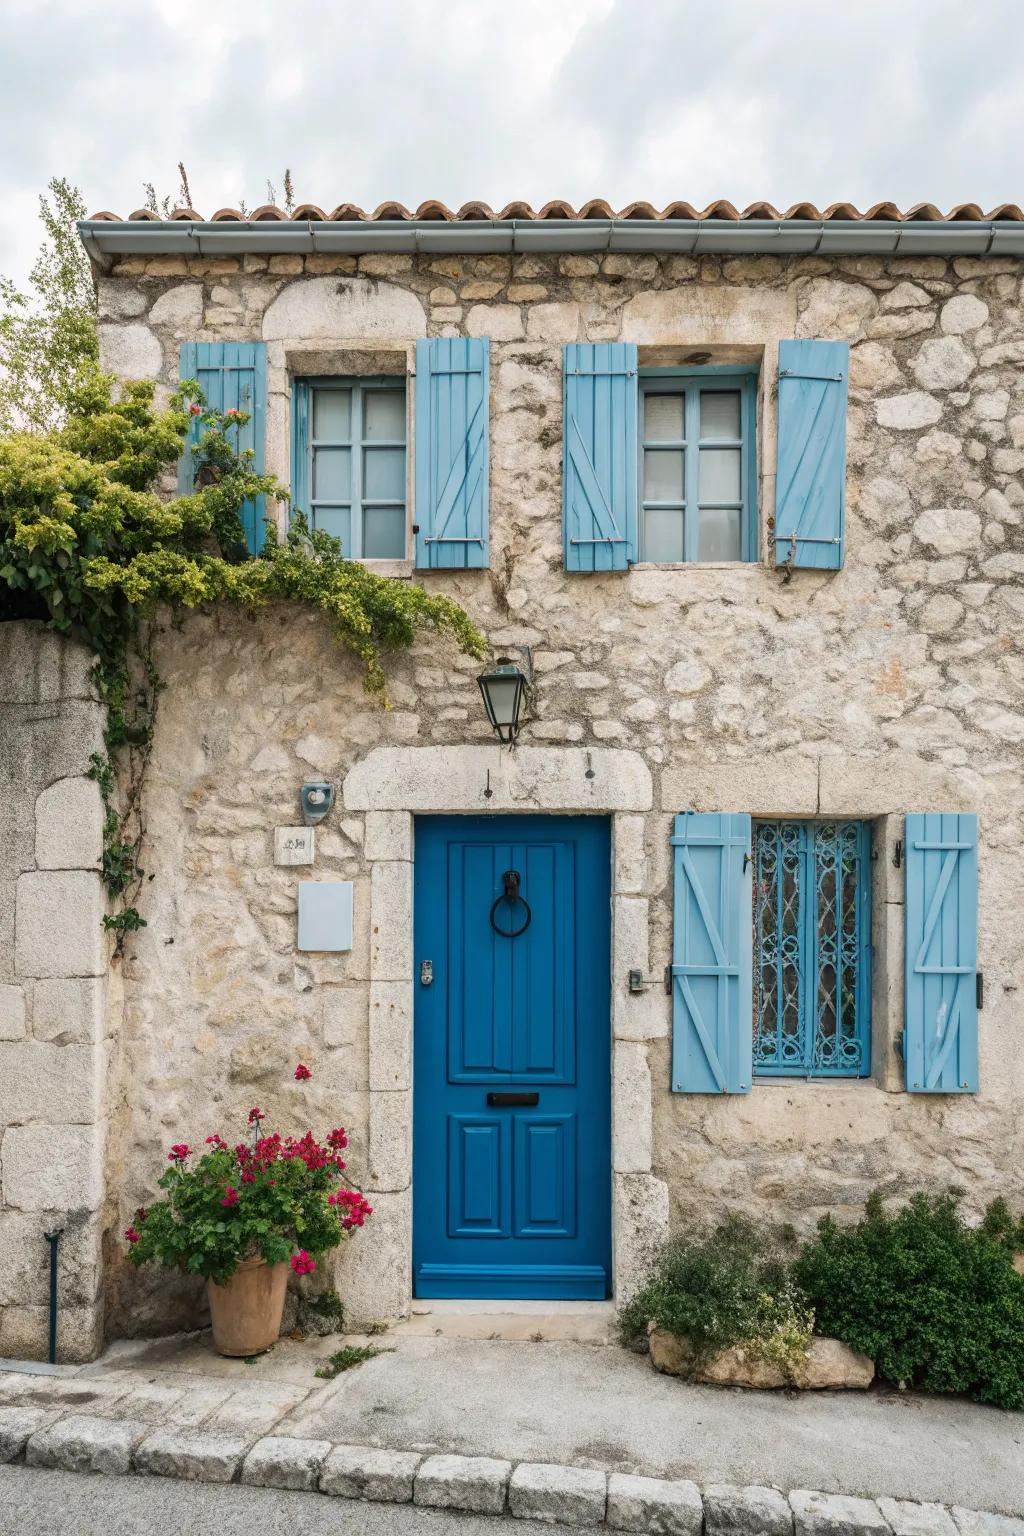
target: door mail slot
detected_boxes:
[486,1091,539,1107]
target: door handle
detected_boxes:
[486,1092,539,1107]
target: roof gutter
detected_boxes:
[77,217,1024,269]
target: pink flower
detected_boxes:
[241,1170,255,1184]
[188,403,202,416]
[220,1187,239,1208]
[206,1134,227,1149]
[124,1226,140,1244]
[294,1063,312,1081]
[326,1128,348,1151]
[168,1143,192,1163]
[290,1250,316,1276]
[247,1107,265,1125]
[225,408,240,418]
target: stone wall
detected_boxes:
[87,246,1024,1334]
[0,624,110,1359]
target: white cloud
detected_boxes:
[1,0,1021,286]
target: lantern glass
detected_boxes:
[478,659,527,744]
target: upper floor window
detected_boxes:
[293,377,407,560]
[639,371,756,563]
[752,819,872,1078]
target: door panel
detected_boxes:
[414,815,611,1300]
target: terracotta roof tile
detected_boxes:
[87,200,1024,224]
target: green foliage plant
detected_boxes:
[314,1344,389,1379]
[0,177,97,433]
[619,1214,808,1379]
[0,369,485,942]
[794,1191,1024,1410]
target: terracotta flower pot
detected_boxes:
[206,1257,289,1357]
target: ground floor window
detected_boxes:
[752,820,872,1078]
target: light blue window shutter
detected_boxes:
[563,342,638,572]
[775,339,848,570]
[904,813,979,1093]
[178,341,268,555]
[414,337,489,569]
[670,812,753,1094]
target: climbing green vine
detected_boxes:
[0,369,485,946]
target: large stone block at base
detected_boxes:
[320,1443,422,1502]
[0,1301,104,1363]
[26,1413,145,1476]
[336,1187,411,1325]
[647,1327,874,1389]
[241,1434,332,1491]
[704,1484,795,1536]
[509,1461,607,1525]
[15,871,106,979]
[0,1406,51,1463]
[135,1428,250,1483]
[414,1453,512,1514]
[790,1490,891,1536]
[607,1472,704,1535]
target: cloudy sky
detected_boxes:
[2,0,1022,285]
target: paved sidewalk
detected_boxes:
[1,1326,1022,1518]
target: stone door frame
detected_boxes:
[340,745,670,1323]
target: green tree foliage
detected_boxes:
[794,1192,1024,1410]
[0,370,485,936]
[0,178,98,432]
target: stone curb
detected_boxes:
[5,1418,1024,1535]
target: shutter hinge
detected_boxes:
[779,369,845,382]
[977,972,984,1010]
[411,524,420,534]
[893,839,902,869]
[665,963,673,995]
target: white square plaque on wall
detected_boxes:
[275,827,315,866]
[297,880,353,952]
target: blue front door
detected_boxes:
[413,816,612,1300]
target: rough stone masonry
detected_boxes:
[2,230,1023,1351]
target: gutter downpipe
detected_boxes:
[44,1227,62,1364]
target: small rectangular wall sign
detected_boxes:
[297,880,353,952]
[275,827,315,866]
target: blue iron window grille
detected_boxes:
[292,377,407,559]
[638,370,757,563]
[753,820,872,1078]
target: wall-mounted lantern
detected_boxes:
[477,656,529,746]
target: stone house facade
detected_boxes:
[2,201,1024,1357]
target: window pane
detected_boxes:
[313,389,351,441]
[643,448,684,501]
[364,389,406,441]
[313,506,351,554]
[697,506,742,561]
[643,393,684,442]
[363,506,406,559]
[364,446,406,501]
[699,447,741,502]
[313,446,352,500]
[642,508,685,562]
[700,391,741,440]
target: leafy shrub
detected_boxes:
[794,1192,1024,1409]
[619,1214,806,1373]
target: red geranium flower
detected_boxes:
[294,1063,312,1081]
[124,1226,140,1244]
[168,1143,192,1163]
[135,1207,148,1224]
[290,1250,316,1276]
[188,403,202,416]
[220,1187,239,1208]
[326,1128,348,1151]
[206,1134,227,1149]
[247,1107,265,1125]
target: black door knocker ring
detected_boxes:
[490,869,532,938]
